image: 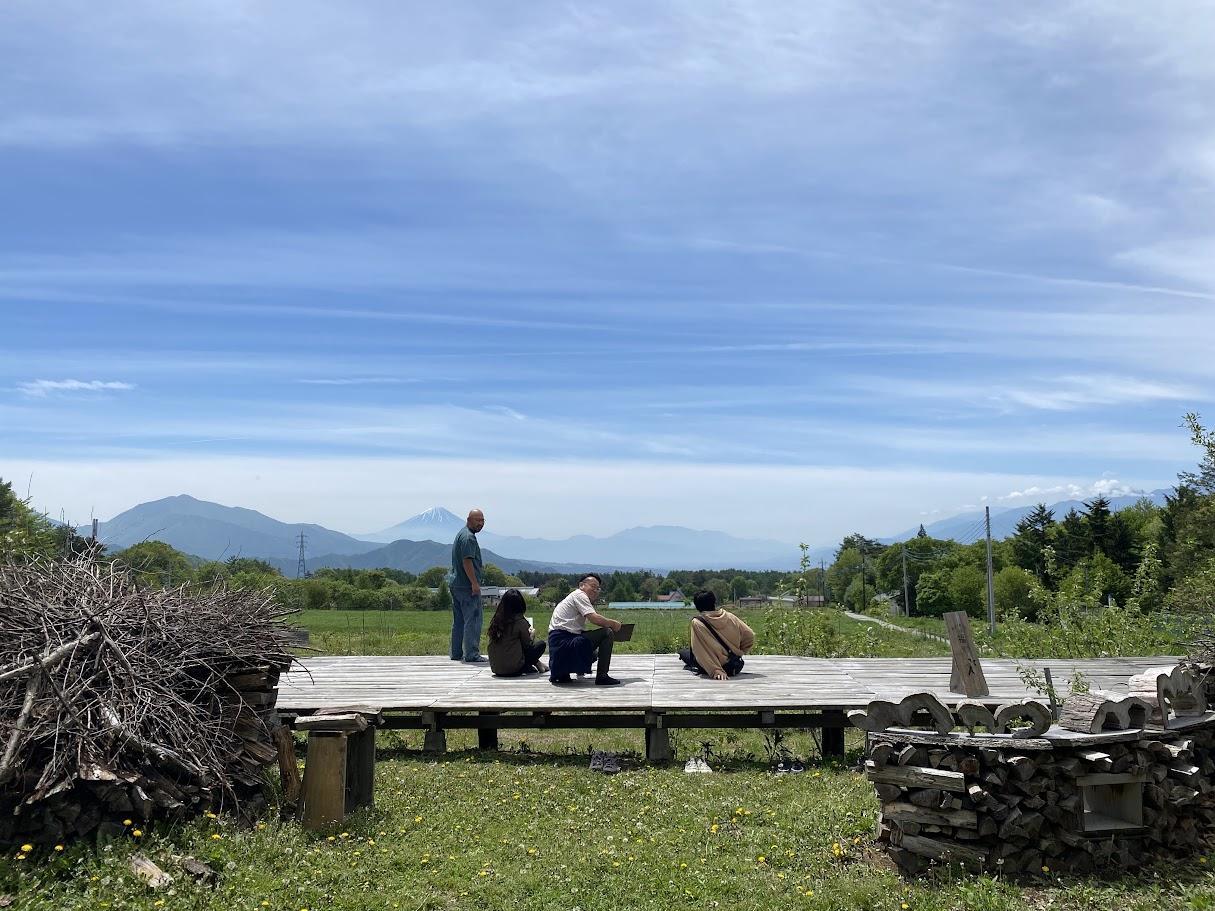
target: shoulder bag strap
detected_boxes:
[694,615,739,660]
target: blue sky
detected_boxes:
[3,2,1214,544]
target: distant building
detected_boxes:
[737,594,825,608]
[479,585,540,607]
[656,589,686,603]
[610,601,686,610]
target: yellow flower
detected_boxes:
[1041,865,1050,873]
[211,834,222,840]
[154,901,165,908]
[339,832,349,839]
[414,816,422,823]
[54,845,64,852]
[16,854,26,861]
[757,855,766,864]
[122,819,133,826]
[20,843,33,852]
[132,829,143,837]
[901,904,909,910]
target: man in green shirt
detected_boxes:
[448,508,487,663]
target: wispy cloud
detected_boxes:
[17,379,135,398]
[297,377,418,386]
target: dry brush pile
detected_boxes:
[0,557,295,846]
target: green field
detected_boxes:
[297,606,951,659]
[5,608,1208,911]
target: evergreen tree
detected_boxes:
[1011,503,1054,581]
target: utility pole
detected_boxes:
[296,532,308,579]
[821,560,827,605]
[860,555,866,611]
[902,544,910,618]
[985,507,996,635]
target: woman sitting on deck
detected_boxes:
[487,589,547,677]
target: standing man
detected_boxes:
[449,508,487,663]
[547,573,623,686]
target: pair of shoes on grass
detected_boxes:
[683,756,713,774]
[590,750,621,775]
[773,759,806,774]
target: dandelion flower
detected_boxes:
[54,845,64,852]
[20,843,34,852]
[122,819,133,826]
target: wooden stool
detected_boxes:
[297,708,381,830]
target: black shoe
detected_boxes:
[463,655,489,664]
[601,754,622,774]
[595,675,623,686]
[550,675,572,686]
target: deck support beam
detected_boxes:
[422,711,447,754]
[821,709,846,758]
[645,712,672,763]
[477,711,500,751]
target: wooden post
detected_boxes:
[477,711,500,751]
[345,728,376,813]
[944,611,989,697]
[645,712,672,762]
[272,724,302,805]
[422,712,447,754]
[301,733,347,830]
[822,709,846,758]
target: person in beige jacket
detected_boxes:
[688,589,755,680]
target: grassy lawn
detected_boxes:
[5,609,1206,910]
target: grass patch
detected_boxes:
[6,749,1215,911]
[297,607,949,658]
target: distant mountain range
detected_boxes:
[81,489,1175,575]
[884,490,1171,545]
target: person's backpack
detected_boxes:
[692,615,745,676]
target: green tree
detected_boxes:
[112,541,196,587]
[432,579,453,612]
[482,564,508,586]
[1127,541,1165,612]
[913,568,953,617]
[0,478,56,559]
[417,565,448,587]
[994,565,1037,621]
[1011,504,1055,581]
[825,547,865,605]
[947,564,986,618]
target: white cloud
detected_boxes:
[994,478,1144,505]
[16,379,135,398]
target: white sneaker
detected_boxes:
[684,757,712,773]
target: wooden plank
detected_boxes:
[345,728,376,813]
[944,611,989,697]
[883,801,978,829]
[867,764,966,793]
[301,733,347,830]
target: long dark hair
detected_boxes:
[488,589,527,641]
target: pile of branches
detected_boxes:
[0,556,295,846]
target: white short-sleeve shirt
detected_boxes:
[549,589,596,634]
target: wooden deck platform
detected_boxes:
[278,655,1173,760]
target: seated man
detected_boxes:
[687,589,755,680]
[547,573,623,686]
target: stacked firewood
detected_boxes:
[870,728,1215,875]
[0,557,295,846]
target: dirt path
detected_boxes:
[843,611,948,643]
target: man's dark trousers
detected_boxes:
[582,626,614,677]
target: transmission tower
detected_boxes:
[296,532,308,578]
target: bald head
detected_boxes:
[467,509,485,533]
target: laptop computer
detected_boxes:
[615,623,635,642]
